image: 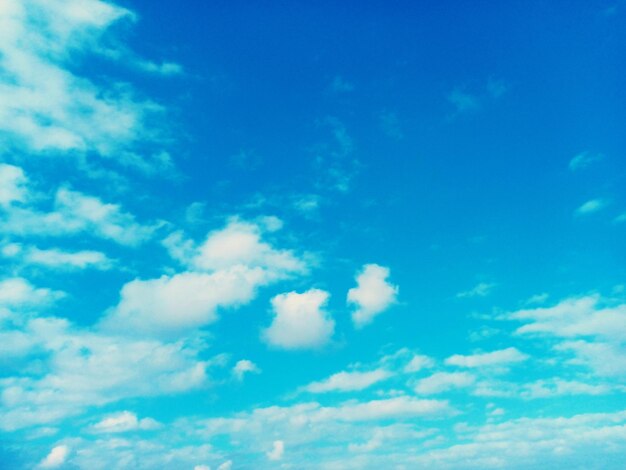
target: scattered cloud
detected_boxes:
[569,151,604,171]
[415,372,476,395]
[348,264,398,328]
[262,289,335,350]
[575,198,608,216]
[445,348,529,368]
[303,369,391,393]
[232,360,261,381]
[91,411,160,433]
[457,282,495,298]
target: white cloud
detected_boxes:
[303,369,391,393]
[193,219,305,275]
[194,466,211,470]
[575,198,608,216]
[262,289,335,350]
[5,245,114,270]
[0,317,214,431]
[0,163,28,206]
[267,440,284,461]
[347,264,398,328]
[445,348,529,368]
[569,151,603,171]
[38,444,69,469]
[457,282,495,298]
[92,411,160,433]
[232,359,261,381]
[0,0,171,170]
[216,461,232,470]
[0,277,64,312]
[102,269,268,337]
[508,295,626,341]
[415,372,476,395]
[404,354,436,373]
[0,185,155,246]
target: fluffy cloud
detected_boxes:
[91,411,160,433]
[0,276,64,311]
[262,289,335,350]
[0,172,155,246]
[303,369,391,393]
[267,440,285,461]
[232,360,261,381]
[445,348,529,368]
[0,0,172,170]
[347,264,398,328]
[0,317,215,431]
[38,444,69,469]
[415,372,476,395]
[0,163,28,206]
[508,295,626,341]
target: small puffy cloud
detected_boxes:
[445,347,529,368]
[194,466,211,470]
[91,411,160,433]
[347,264,398,328]
[267,440,285,461]
[404,354,436,373]
[0,163,28,206]
[303,369,391,393]
[569,151,603,171]
[263,289,335,350]
[217,461,232,470]
[38,445,69,468]
[415,372,476,395]
[575,198,608,216]
[456,282,495,298]
[233,359,261,381]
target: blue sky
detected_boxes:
[0,0,625,468]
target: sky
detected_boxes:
[0,0,625,468]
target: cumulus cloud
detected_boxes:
[232,359,261,381]
[216,461,232,470]
[404,354,436,373]
[91,411,160,433]
[262,289,335,350]
[267,440,285,461]
[347,264,398,328]
[303,369,391,393]
[38,445,69,468]
[445,348,529,368]
[0,276,64,310]
[415,372,476,395]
